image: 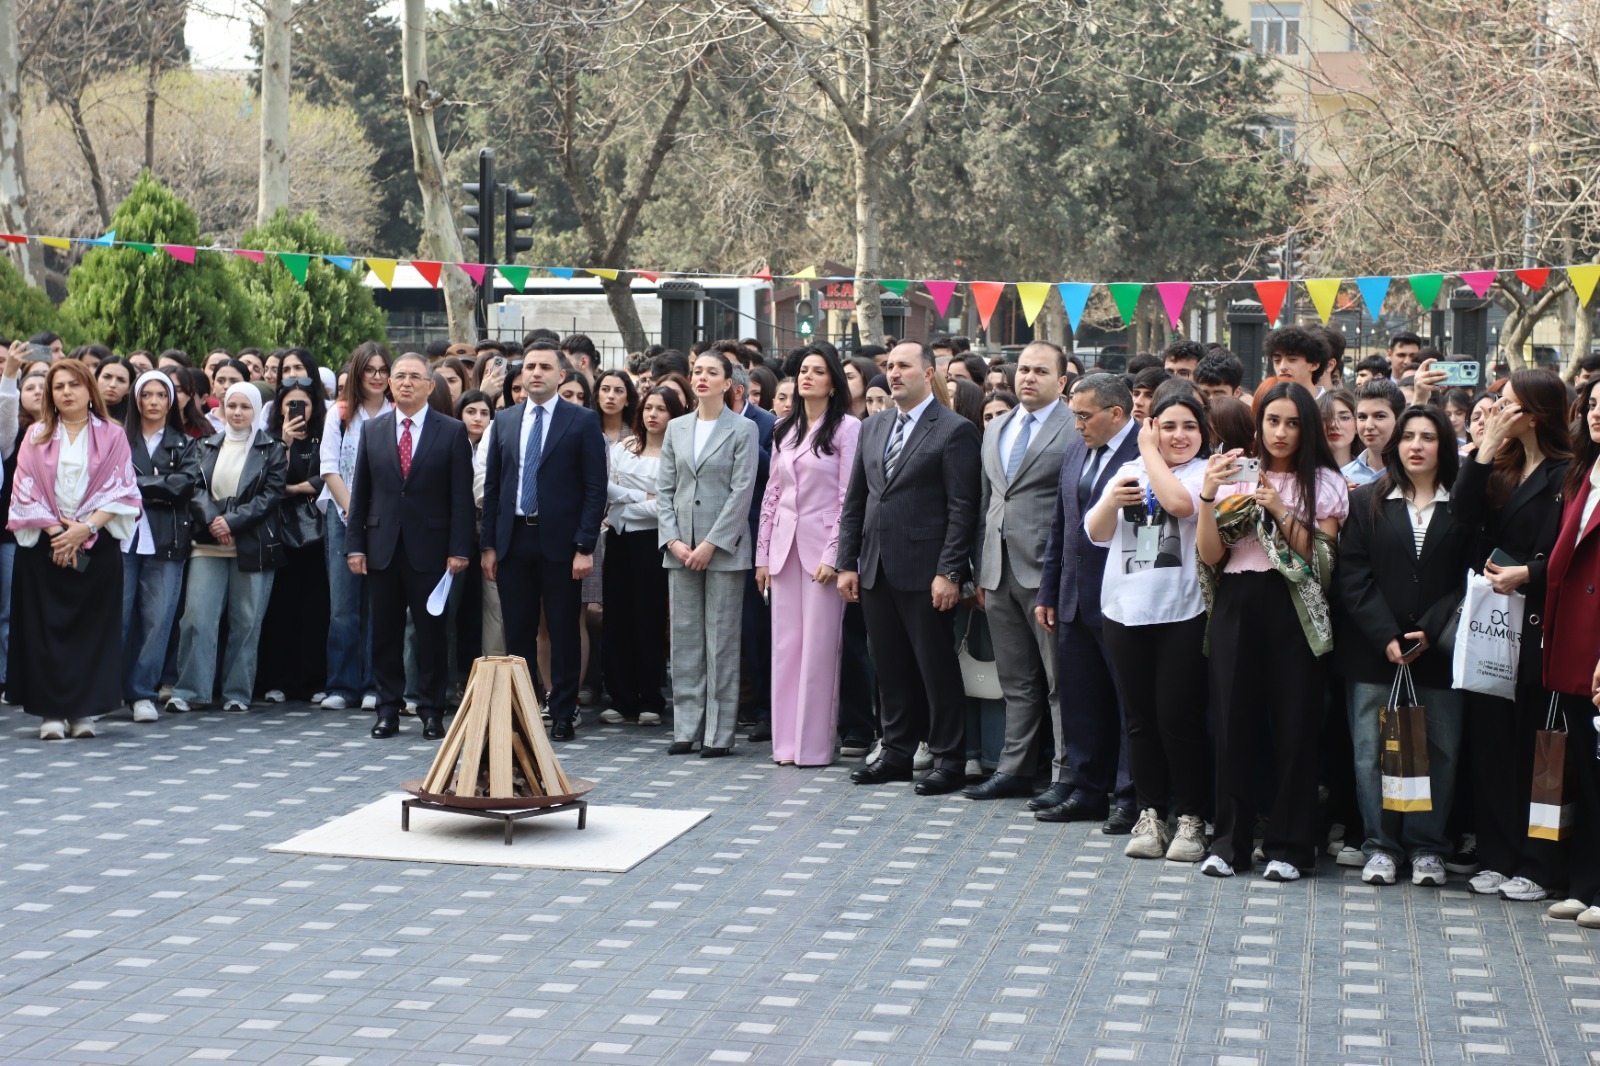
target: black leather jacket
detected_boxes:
[130,425,201,561]
[190,430,288,573]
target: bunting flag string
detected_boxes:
[1057,283,1092,333]
[1107,283,1143,327]
[1408,273,1444,309]
[1304,278,1342,324]
[1355,276,1390,321]
[1253,280,1290,322]
[969,281,1005,330]
[1015,283,1051,327]
[1569,265,1600,308]
[1155,282,1190,329]
[922,281,958,317]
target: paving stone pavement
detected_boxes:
[0,702,1597,1065]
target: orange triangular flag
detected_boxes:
[970,282,1005,330]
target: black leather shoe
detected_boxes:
[551,719,576,741]
[747,721,772,742]
[915,767,965,796]
[1034,797,1107,823]
[421,716,444,740]
[962,771,1035,800]
[1102,807,1138,835]
[851,761,913,785]
[370,716,399,739]
[667,741,695,755]
[700,746,731,758]
[1027,782,1073,811]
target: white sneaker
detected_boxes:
[264,689,286,704]
[964,759,983,779]
[599,709,625,724]
[68,718,96,738]
[1252,843,1266,864]
[1335,845,1367,867]
[1361,853,1397,886]
[131,699,160,723]
[638,711,660,726]
[1548,898,1588,920]
[1498,876,1548,902]
[1200,855,1234,878]
[1577,906,1600,929]
[866,738,883,764]
[402,700,418,717]
[361,694,378,710]
[164,696,190,714]
[1264,860,1301,882]
[1469,870,1509,895]
[1167,815,1207,863]
[38,719,66,740]
[912,742,933,771]
[1411,853,1447,887]
[319,694,348,710]
[223,701,249,713]
[311,691,328,704]
[1124,808,1172,859]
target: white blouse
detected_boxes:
[607,441,662,533]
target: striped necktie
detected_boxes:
[883,411,909,480]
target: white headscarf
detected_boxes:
[133,369,175,409]
[222,382,262,443]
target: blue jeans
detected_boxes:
[173,556,275,706]
[121,554,185,702]
[0,541,14,687]
[1347,678,1464,860]
[323,517,372,700]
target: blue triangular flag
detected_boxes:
[548,267,575,280]
[1057,283,1092,333]
[81,230,116,247]
[322,254,356,271]
[1356,276,1391,321]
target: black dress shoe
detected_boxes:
[370,716,399,739]
[1034,797,1107,823]
[915,767,965,796]
[961,771,1035,800]
[421,717,444,740]
[551,719,576,741]
[747,721,772,742]
[700,746,731,758]
[1027,782,1073,812]
[851,761,913,785]
[667,741,695,755]
[1102,807,1138,835]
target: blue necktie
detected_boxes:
[1005,412,1033,481]
[520,405,545,516]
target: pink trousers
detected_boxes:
[769,553,846,766]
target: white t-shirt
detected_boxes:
[1088,456,1207,626]
[692,417,718,463]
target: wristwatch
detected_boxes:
[945,571,961,584]
[85,521,100,538]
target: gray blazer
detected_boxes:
[975,400,1077,591]
[656,407,760,570]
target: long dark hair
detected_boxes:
[1150,390,1212,459]
[1567,377,1600,500]
[339,341,391,431]
[593,368,638,428]
[122,372,183,450]
[1254,381,1340,524]
[626,385,687,454]
[1487,368,1573,507]
[95,355,135,425]
[275,347,328,429]
[1370,404,1459,517]
[268,382,320,441]
[949,377,985,430]
[173,367,214,437]
[773,347,850,457]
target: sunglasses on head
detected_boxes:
[279,376,314,389]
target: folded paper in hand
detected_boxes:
[426,572,453,616]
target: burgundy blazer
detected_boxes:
[1542,467,1600,696]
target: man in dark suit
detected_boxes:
[730,359,776,741]
[1033,373,1141,831]
[837,340,982,795]
[480,342,608,740]
[345,352,475,739]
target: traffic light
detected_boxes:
[1265,237,1313,280]
[504,187,534,263]
[796,299,815,338]
[462,148,496,264]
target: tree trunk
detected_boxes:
[256,0,291,226]
[1040,289,1065,347]
[0,0,42,285]
[1572,289,1594,383]
[850,138,884,347]
[401,0,475,342]
[143,56,158,173]
[64,95,110,227]
[601,275,647,355]
[1499,304,1532,372]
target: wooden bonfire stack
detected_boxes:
[420,656,574,800]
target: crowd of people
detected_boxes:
[4,323,1600,926]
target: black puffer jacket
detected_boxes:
[190,430,288,573]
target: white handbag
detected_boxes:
[957,613,1004,700]
[1450,570,1524,700]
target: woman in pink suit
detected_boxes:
[756,348,860,766]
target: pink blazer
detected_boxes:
[757,416,860,572]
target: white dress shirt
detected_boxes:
[479,395,563,517]
[885,392,936,462]
[394,405,428,455]
[997,401,1061,471]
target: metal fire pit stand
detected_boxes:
[401,796,589,845]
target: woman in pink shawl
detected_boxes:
[7,359,142,739]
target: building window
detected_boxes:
[1347,2,1376,50]
[1250,3,1301,55]
[1246,115,1298,157]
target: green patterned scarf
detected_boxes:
[1198,493,1337,656]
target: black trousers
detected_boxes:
[1467,685,1565,887]
[1208,571,1326,870]
[601,528,668,718]
[369,535,447,723]
[1056,615,1134,811]
[740,567,772,723]
[498,521,582,723]
[836,601,877,743]
[859,566,965,771]
[1104,613,1211,819]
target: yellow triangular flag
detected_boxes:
[1568,264,1600,307]
[40,237,70,250]
[365,258,397,289]
[792,266,818,279]
[1015,283,1051,327]
[1304,278,1342,323]
[586,268,619,281]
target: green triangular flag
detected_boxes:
[1107,283,1143,327]
[879,279,910,297]
[278,252,310,286]
[1408,273,1444,309]
[126,242,155,255]
[499,265,531,292]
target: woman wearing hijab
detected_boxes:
[166,383,287,714]
[121,370,201,722]
[7,359,143,739]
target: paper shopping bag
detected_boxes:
[1380,664,1432,812]
[1529,696,1573,841]
[1451,571,1524,700]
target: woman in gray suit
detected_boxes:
[657,344,760,757]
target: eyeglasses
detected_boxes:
[1071,408,1103,422]
[279,376,313,389]
[363,365,390,378]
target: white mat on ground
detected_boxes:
[268,795,711,872]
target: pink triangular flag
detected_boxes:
[923,280,958,317]
[232,249,266,264]
[1155,282,1191,329]
[162,245,196,264]
[457,262,487,286]
[1459,270,1496,298]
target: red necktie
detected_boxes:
[400,417,413,478]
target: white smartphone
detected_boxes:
[1233,457,1262,484]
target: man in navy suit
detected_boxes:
[1033,373,1141,830]
[730,359,775,740]
[480,342,608,740]
[345,352,475,739]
